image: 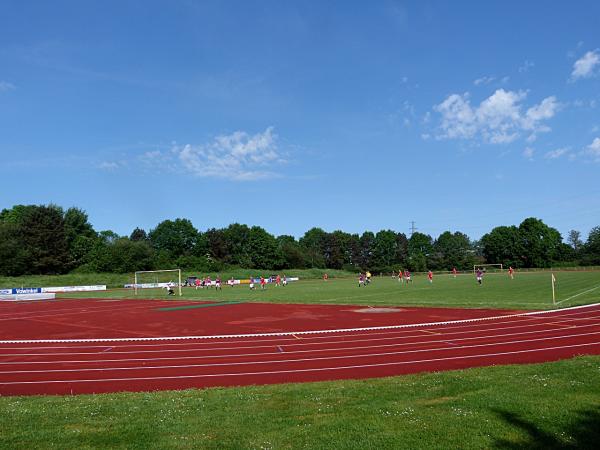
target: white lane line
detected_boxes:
[2,307,599,350]
[2,331,599,375]
[2,318,600,360]
[2,302,599,344]
[556,284,600,304]
[1,341,598,386]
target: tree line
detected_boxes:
[0,204,599,276]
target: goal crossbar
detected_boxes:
[134,269,182,296]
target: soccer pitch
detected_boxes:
[64,270,600,310]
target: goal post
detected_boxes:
[473,264,503,274]
[134,269,182,296]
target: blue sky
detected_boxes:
[1,1,599,241]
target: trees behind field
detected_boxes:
[1,204,599,276]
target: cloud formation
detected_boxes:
[544,147,569,159]
[141,127,285,181]
[432,89,559,144]
[584,137,600,162]
[0,81,16,92]
[571,50,600,80]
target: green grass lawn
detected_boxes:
[1,356,599,449]
[61,270,600,310]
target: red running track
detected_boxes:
[0,299,599,396]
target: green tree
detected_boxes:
[372,230,399,271]
[408,232,433,271]
[222,223,252,266]
[149,219,198,258]
[433,231,475,270]
[0,221,28,276]
[89,238,155,273]
[518,217,562,267]
[277,235,307,269]
[358,231,375,269]
[19,205,70,274]
[299,228,327,268]
[481,225,524,268]
[581,226,600,265]
[130,228,148,241]
[64,207,97,269]
[247,226,282,269]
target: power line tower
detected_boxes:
[409,221,417,236]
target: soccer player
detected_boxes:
[282,274,287,286]
[476,268,483,285]
[508,266,514,279]
[260,276,266,290]
[323,273,328,281]
[365,271,372,285]
[428,270,433,284]
[452,267,457,278]
[166,281,175,296]
[405,269,412,284]
[276,274,281,287]
[215,276,222,290]
[398,270,404,284]
[358,273,365,287]
[194,278,201,290]
[205,275,212,289]
[249,276,255,290]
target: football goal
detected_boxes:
[473,264,503,274]
[134,269,182,297]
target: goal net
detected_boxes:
[134,269,182,297]
[473,264,503,274]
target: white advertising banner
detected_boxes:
[41,285,107,293]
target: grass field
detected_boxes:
[61,270,600,310]
[2,270,600,448]
[1,356,599,449]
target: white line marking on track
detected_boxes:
[1,341,598,385]
[2,302,598,344]
[2,331,599,375]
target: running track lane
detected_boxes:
[1,303,600,396]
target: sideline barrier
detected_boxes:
[41,285,106,293]
[0,293,56,301]
[0,285,106,300]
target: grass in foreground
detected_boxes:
[62,270,600,310]
[1,356,599,449]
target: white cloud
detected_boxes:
[571,50,600,80]
[523,147,535,160]
[432,89,559,144]
[583,137,600,162]
[518,60,535,73]
[474,76,495,86]
[147,127,285,181]
[0,81,16,92]
[544,147,569,159]
[98,160,127,171]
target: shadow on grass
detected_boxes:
[492,407,600,449]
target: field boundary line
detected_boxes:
[556,284,600,305]
[0,302,598,345]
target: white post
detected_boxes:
[134,272,138,296]
[178,269,182,296]
[551,273,556,306]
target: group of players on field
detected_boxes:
[357,266,515,287]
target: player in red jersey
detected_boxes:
[427,270,433,283]
[452,267,457,278]
[508,266,514,279]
